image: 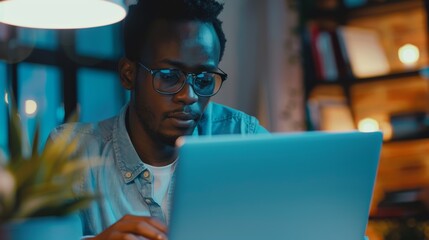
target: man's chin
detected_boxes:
[162,137,178,147]
[160,128,194,146]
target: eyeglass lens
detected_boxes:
[153,69,222,96]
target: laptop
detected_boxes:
[169,131,383,240]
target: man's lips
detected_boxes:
[167,111,196,121]
[166,111,199,128]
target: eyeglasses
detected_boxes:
[138,62,227,97]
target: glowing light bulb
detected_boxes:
[358,118,379,132]
[0,0,127,29]
[398,44,420,67]
[4,92,8,104]
[25,99,38,116]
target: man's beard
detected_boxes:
[138,106,185,147]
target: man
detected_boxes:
[49,0,268,239]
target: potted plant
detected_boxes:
[0,101,96,240]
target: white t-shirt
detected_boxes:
[145,160,177,222]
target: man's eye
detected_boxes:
[160,73,179,80]
[158,70,181,83]
[195,76,214,88]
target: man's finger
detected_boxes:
[114,217,167,240]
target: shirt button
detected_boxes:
[124,172,132,178]
[143,170,150,178]
[145,198,152,204]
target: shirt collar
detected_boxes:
[112,104,146,184]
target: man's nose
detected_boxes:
[173,76,198,104]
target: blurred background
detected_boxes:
[1,0,429,239]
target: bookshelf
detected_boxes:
[298,0,429,239]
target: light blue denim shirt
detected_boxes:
[48,101,269,236]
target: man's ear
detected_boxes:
[119,57,136,90]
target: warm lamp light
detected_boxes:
[0,0,128,29]
[358,118,379,132]
[398,43,420,67]
[24,99,37,116]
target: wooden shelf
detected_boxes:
[302,0,424,21]
[301,0,429,228]
[353,70,423,84]
[345,0,424,19]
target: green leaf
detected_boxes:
[31,119,41,158]
[3,98,96,221]
[8,107,23,165]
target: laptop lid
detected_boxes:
[169,131,383,240]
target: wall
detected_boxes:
[214,0,305,132]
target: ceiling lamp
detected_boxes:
[0,0,128,29]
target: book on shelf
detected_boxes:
[316,31,339,81]
[306,85,355,131]
[306,23,349,82]
[308,23,325,81]
[389,112,429,140]
[336,25,390,78]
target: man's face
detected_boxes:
[130,20,221,145]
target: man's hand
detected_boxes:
[90,215,168,240]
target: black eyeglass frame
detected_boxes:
[138,62,228,97]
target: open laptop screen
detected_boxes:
[169,131,383,240]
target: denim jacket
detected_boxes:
[48,101,269,236]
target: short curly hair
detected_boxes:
[123,0,226,62]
